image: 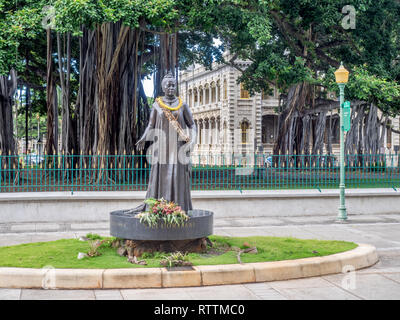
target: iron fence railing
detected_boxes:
[0,153,399,192]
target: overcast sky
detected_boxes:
[143,76,154,97]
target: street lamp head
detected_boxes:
[334,62,349,84]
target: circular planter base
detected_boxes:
[110,209,214,241]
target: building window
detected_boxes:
[223,79,227,100]
[223,121,227,145]
[262,115,278,144]
[205,85,210,104]
[241,121,249,144]
[205,119,210,144]
[387,120,392,149]
[199,121,203,144]
[199,87,203,105]
[210,118,215,145]
[240,83,249,99]
[211,83,216,103]
[241,121,249,155]
[194,89,198,105]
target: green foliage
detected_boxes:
[15,113,48,140]
[138,198,189,228]
[86,240,102,257]
[51,0,180,35]
[84,233,112,257]
[321,66,400,117]
[143,197,158,208]
[346,68,400,117]
[85,233,103,240]
[0,0,50,74]
[246,13,271,47]
[140,251,164,259]
[160,251,191,268]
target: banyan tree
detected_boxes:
[39,0,219,158]
[0,70,17,156]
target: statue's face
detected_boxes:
[162,79,176,97]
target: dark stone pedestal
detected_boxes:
[109,209,214,257]
[110,209,213,240]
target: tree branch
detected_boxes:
[379,119,400,135]
[315,47,340,68]
[317,39,349,50]
[270,10,304,57]
[106,25,131,83]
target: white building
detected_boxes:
[179,56,277,165]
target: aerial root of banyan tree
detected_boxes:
[273,82,389,159]
[274,82,317,156]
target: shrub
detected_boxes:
[137,198,189,228]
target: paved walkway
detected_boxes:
[1,213,400,300]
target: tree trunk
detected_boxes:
[72,22,171,161]
[57,32,76,154]
[45,29,58,155]
[274,81,386,165]
[0,70,17,156]
[0,70,17,180]
[25,84,30,154]
[77,25,97,155]
[153,32,178,98]
[273,82,313,156]
[312,111,327,155]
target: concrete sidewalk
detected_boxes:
[0,213,400,300]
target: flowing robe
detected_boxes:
[135,100,196,213]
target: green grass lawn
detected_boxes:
[0,235,357,269]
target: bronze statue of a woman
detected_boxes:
[110,73,212,255]
[133,72,197,213]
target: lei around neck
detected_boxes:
[156,97,183,111]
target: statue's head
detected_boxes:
[161,71,176,97]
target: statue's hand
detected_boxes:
[136,136,146,151]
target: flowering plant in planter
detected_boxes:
[136,198,189,228]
